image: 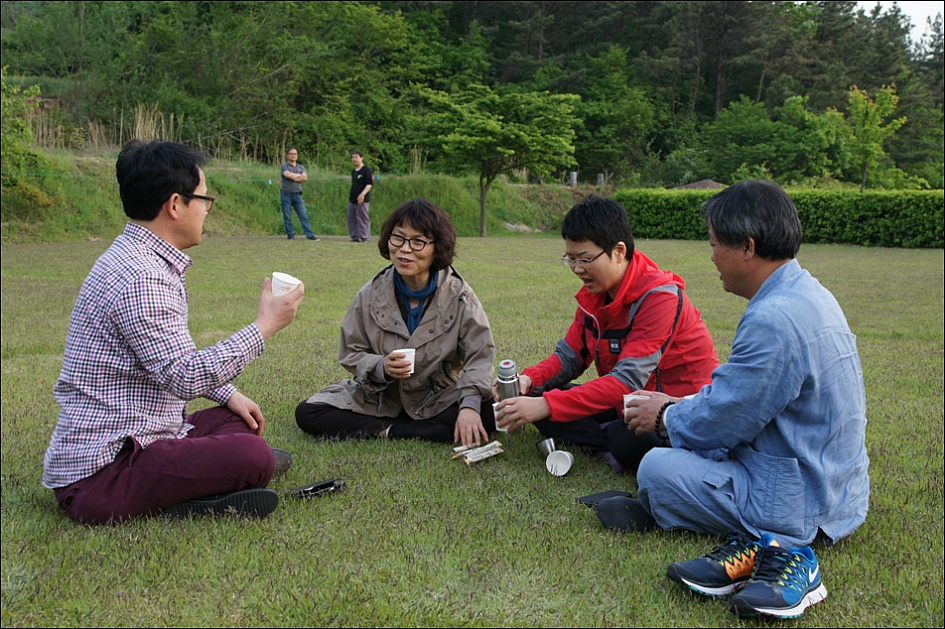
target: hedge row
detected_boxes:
[611,189,944,248]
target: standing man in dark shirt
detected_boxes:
[280,147,319,241]
[348,150,373,242]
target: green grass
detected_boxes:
[1,235,943,627]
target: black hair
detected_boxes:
[115,140,206,221]
[561,196,635,259]
[700,180,802,260]
[378,198,457,271]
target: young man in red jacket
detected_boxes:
[495,197,718,473]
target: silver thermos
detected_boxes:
[496,359,520,401]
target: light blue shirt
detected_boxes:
[666,259,869,543]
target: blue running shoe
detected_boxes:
[666,534,762,597]
[730,537,827,618]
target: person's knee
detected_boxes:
[239,435,276,482]
[296,401,332,435]
[636,447,680,495]
[295,401,314,432]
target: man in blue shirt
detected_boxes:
[603,180,869,619]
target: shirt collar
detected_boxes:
[752,258,801,302]
[124,222,193,275]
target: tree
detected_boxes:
[887,13,944,188]
[845,85,906,191]
[700,94,852,184]
[424,84,579,236]
[701,96,785,182]
[571,45,655,181]
[774,95,847,182]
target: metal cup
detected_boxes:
[536,437,556,458]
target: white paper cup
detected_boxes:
[623,394,648,408]
[395,348,416,374]
[271,272,302,295]
[493,402,507,433]
[545,450,574,476]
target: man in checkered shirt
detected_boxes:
[43,140,304,523]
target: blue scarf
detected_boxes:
[394,270,439,334]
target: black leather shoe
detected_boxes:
[162,488,279,519]
[596,496,657,532]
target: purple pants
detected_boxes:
[347,202,370,240]
[53,406,275,524]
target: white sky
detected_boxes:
[857,1,944,42]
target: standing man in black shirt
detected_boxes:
[348,150,373,242]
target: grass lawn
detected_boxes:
[1,234,942,627]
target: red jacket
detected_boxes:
[523,250,718,422]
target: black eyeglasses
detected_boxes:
[561,249,607,269]
[181,192,215,211]
[388,233,434,252]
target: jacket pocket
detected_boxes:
[738,447,806,539]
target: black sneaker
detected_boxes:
[162,488,279,519]
[667,534,762,597]
[596,496,657,532]
[307,236,320,241]
[272,448,293,476]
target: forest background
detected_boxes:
[2,0,943,203]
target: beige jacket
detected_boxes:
[305,266,495,419]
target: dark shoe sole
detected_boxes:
[163,488,279,519]
[666,564,743,597]
[731,582,827,618]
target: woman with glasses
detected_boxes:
[296,198,496,447]
[492,197,719,474]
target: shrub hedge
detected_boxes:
[612,189,944,248]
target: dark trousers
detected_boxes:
[53,406,275,524]
[347,202,370,240]
[534,408,662,474]
[296,399,496,443]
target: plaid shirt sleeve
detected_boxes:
[113,272,263,401]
